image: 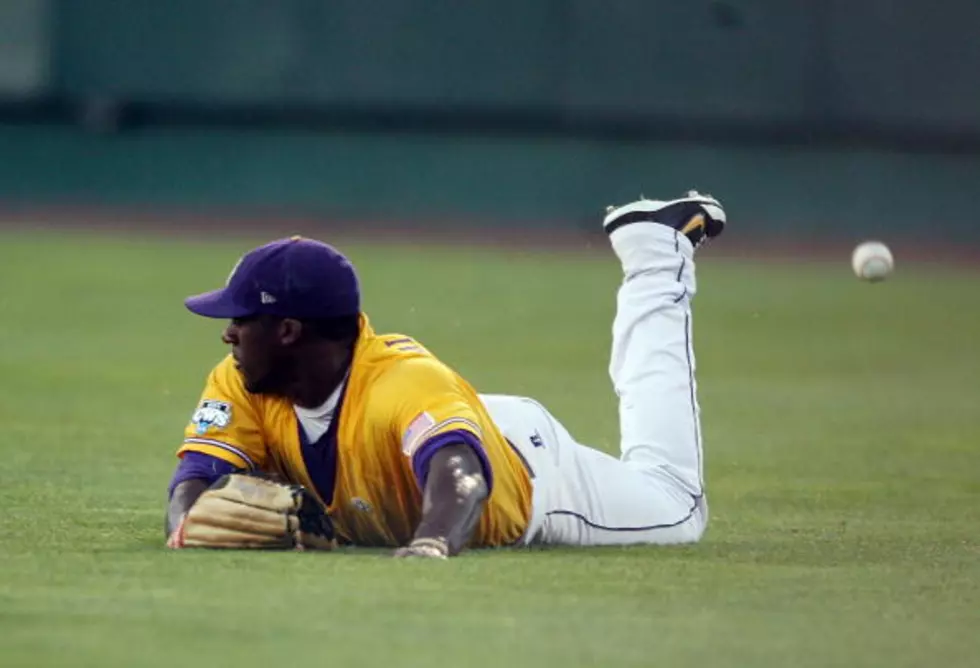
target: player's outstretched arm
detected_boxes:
[395,443,489,559]
[166,479,210,537]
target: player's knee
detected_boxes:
[689,513,708,542]
[677,507,708,544]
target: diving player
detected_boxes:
[166,190,726,557]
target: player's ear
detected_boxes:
[278,318,304,346]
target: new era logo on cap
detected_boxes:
[183,237,361,320]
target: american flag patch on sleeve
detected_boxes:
[402,411,436,456]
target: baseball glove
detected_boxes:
[167,474,336,550]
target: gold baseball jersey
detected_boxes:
[175,315,533,547]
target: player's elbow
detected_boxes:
[444,454,488,501]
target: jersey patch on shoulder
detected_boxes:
[191,399,233,435]
[402,411,436,456]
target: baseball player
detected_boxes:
[165,190,726,558]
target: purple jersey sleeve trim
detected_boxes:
[411,429,494,493]
[167,451,241,499]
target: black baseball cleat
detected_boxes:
[603,190,727,249]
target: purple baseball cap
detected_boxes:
[184,236,360,319]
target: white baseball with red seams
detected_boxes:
[851,241,894,282]
[478,220,709,546]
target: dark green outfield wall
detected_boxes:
[3,124,979,244]
[44,0,980,138]
[1,1,979,243]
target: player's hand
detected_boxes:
[166,513,188,549]
[392,537,449,559]
[166,474,337,551]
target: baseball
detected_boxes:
[851,241,894,282]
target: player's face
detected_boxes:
[222,316,291,394]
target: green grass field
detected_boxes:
[1,229,978,668]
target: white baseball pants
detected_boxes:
[482,223,707,546]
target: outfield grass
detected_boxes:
[1,229,978,668]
